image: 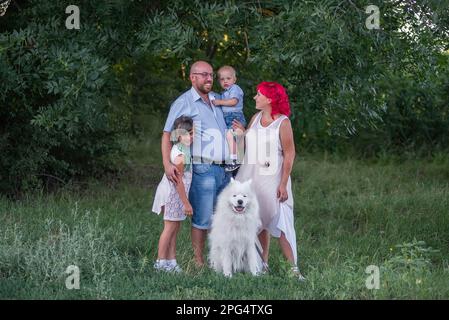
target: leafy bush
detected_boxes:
[0,1,146,195]
[1,0,449,195]
[136,0,449,154]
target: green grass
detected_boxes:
[1,132,449,299]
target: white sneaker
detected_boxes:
[165,263,182,273]
[153,260,167,271]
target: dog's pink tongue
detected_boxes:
[235,206,244,213]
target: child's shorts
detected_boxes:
[223,111,247,129]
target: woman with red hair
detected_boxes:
[234,81,304,279]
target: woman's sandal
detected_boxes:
[291,266,306,281]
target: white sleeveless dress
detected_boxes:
[236,111,298,264]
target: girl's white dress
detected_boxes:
[152,144,192,221]
[236,111,298,264]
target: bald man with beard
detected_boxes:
[161,61,231,267]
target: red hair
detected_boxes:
[257,81,291,118]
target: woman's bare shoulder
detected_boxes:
[247,112,261,128]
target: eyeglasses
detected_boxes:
[192,72,215,79]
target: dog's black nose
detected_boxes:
[237,199,243,205]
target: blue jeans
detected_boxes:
[223,111,247,129]
[189,164,231,230]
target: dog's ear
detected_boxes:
[244,179,252,187]
[230,177,235,184]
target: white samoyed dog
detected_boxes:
[208,178,262,277]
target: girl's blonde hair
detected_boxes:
[217,65,236,78]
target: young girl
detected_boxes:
[152,116,194,273]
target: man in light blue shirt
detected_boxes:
[161,61,231,267]
[163,88,229,163]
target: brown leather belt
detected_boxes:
[192,157,226,166]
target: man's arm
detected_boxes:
[162,132,179,184]
[173,155,192,216]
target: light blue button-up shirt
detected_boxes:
[163,87,229,162]
[220,84,244,113]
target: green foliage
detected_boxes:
[136,0,255,64]
[135,0,449,153]
[247,0,449,152]
[0,23,121,195]
[112,55,189,138]
[0,1,145,195]
[1,0,449,195]
[133,0,268,127]
[384,240,439,272]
